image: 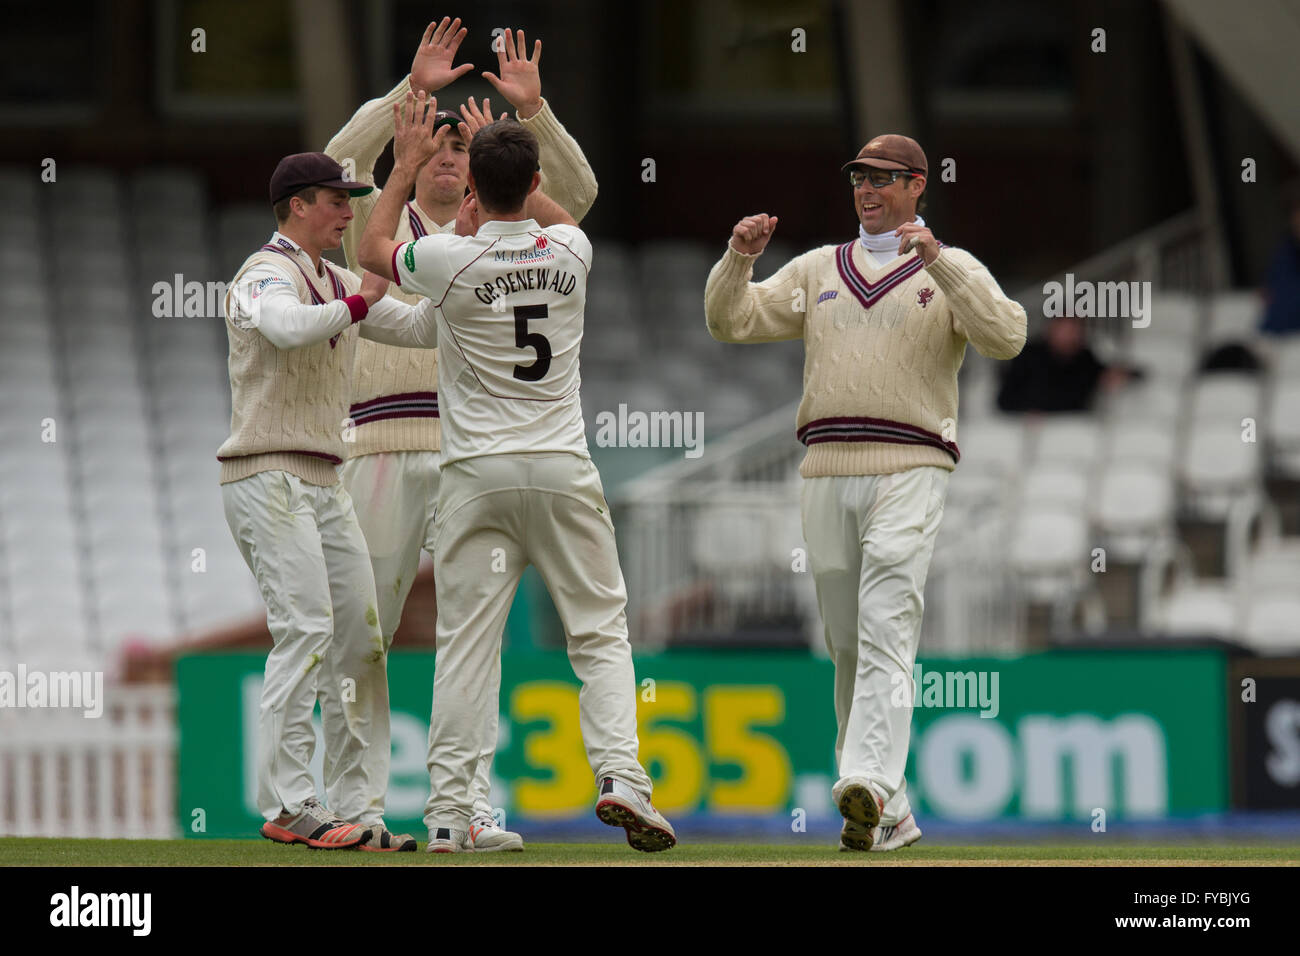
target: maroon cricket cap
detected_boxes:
[269,152,375,205]
[842,134,928,177]
[432,108,465,133]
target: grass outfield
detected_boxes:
[1,838,1297,866]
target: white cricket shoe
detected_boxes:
[832,776,885,851]
[465,814,524,853]
[595,777,677,852]
[867,813,922,852]
[425,826,467,854]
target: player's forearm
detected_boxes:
[704,245,804,344]
[927,250,1027,360]
[525,188,576,228]
[359,163,419,279]
[257,296,362,350]
[525,99,598,223]
[358,296,438,348]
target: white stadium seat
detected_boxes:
[1022,462,1091,508]
[1092,462,1175,562]
[1179,423,1262,519]
[1105,375,1185,424]
[1146,291,1201,339]
[1009,506,1088,602]
[1032,415,1102,466]
[1241,592,1300,654]
[955,416,1026,476]
[1189,373,1262,425]
[1126,333,1198,381]
[1157,582,1238,638]
[1206,291,1262,345]
[1105,420,1179,467]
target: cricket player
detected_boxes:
[218,151,439,851]
[325,19,598,853]
[357,91,675,853]
[704,135,1026,850]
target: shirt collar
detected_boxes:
[408,201,456,235]
[269,231,324,274]
[476,218,541,236]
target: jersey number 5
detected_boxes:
[512,304,552,382]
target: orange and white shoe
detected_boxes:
[425,827,466,854]
[595,777,676,852]
[359,823,417,852]
[832,776,885,851]
[259,799,372,850]
[465,814,523,853]
[867,813,923,852]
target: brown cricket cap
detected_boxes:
[842,134,928,177]
[269,152,374,205]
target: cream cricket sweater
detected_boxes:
[325,76,599,458]
[217,242,367,486]
[705,237,1027,477]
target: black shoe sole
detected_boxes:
[596,801,677,852]
[836,784,881,851]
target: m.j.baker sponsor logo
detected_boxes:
[494,245,555,265]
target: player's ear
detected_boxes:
[527,171,541,196]
[467,169,477,193]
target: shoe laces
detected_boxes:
[300,799,341,828]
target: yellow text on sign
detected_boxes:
[509,681,791,816]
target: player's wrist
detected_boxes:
[516,98,543,120]
[390,159,423,180]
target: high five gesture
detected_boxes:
[410,17,474,92]
[482,27,543,120]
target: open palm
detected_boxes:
[411,17,473,92]
[482,27,543,119]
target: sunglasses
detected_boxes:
[848,168,918,189]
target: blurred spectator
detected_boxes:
[1260,188,1300,335]
[996,314,1133,413]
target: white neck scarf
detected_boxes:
[859,215,925,254]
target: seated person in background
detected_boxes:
[1260,188,1300,335]
[996,314,1133,413]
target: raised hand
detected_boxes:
[455,192,480,237]
[458,95,510,141]
[730,213,779,255]
[410,17,473,92]
[894,222,939,265]
[482,27,543,119]
[391,90,450,171]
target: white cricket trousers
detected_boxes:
[341,450,497,820]
[222,470,389,826]
[424,452,653,831]
[801,466,949,826]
